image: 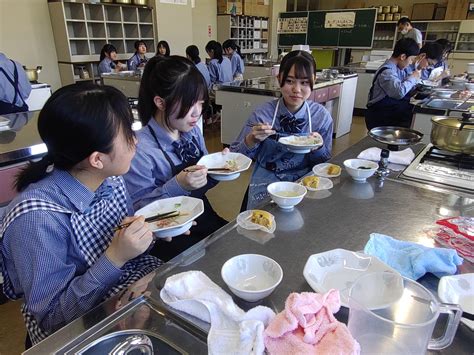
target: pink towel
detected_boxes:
[264,290,360,355]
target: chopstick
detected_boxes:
[183,167,233,172]
[112,210,178,232]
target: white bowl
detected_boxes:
[197,152,252,182]
[434,90,454,99]
[343,159,378,182]
[221,254,283,302]
[267,181,307,209]
[465,82,474,91]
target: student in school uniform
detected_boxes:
[223,39,245,80]
[231,50,333,210]
[0,84,162,348]
[98,44,126,75]
[205,40,233,86]
[127,40,148,71]
[421,39,452,81]
[186,45,211,89]
[156,40,170,57]
[397,17,423,48]
[123,56,228,262]
[0,52,31,114]
[365,38,442,130]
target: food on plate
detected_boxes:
[224,159,238,171]
[250,210,273,229]
[302,176,320,189]
[153,211,189,228]
[274,191,300,198]
[358,166,372,170]
[289,135,321,146]
[327,164,341,175]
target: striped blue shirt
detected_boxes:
[98,57,115,75]
[123,119,216,211]
[0,169,127,335]
[207,57,233,85]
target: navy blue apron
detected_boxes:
[246,99,313,210]
[365,67,413,130]
[0,60,29,114]
[147,126,227,261]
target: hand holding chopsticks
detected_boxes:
[113,210,178,232]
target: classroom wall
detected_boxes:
[192,0,217,57]
[0,0,61,90]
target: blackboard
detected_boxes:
[278,8,377,49]
[277,11,308,47]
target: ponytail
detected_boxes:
[15,155,52,192]
[205,40,224,64]
[223,39,243,59]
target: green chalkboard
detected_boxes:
[279,8,377,49]
[278,12,308,47]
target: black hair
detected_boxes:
[397,17,412,26]
[16,84,135,191]
[205,40,224,64]
[278,50,317,88]
[100,43,117,62]
[186,45,201,64]
[222,39,243,59]
[134,40,147,52]
[435,38,453,57]
[156,40,170,57]
[392,38,420,58]
[420,42,444,62]
[138,55,209,128]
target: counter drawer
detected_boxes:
[328,84,341,100]
[312,87,329,103]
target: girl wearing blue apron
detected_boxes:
[123,56,227,262]
[231,51,333,210]
[0,56,31,114]
[0,84,161,348]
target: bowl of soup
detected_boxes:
[343,159,379,182]
[267,181,306,209]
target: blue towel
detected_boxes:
[364,233,463,280]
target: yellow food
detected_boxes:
[327,165,341,175]
[302,176,320,189]
[251,210,273,229]
[275,191,300,197]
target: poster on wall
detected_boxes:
[160,0,187,4]
[277,17,308,34]
[325,12,355,28]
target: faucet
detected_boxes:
[109,334,153,355]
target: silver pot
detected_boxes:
[23,66,42,82]
[132,0,147,5]
[431,115,474,154]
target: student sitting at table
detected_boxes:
[186,45,211,89]
[205,40,233,86]
[127,40,148,71]
[98,44,126,75]
[0,84,162,348]
[123,56,228,262]
[421,39,452,81]
[230,50,333,210]
[156,40,170,57]
[223,39,245,80]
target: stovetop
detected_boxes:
[401,144,474,193]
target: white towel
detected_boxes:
[160,270,275,355]
[357,147,415,166]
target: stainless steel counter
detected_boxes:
[0,111,46,167]
[25,137,474,354]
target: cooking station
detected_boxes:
[25,136,474,355]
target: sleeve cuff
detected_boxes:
[89,254,123,287]
[164,176,191,197]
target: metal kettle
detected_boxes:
[22,66,42,82]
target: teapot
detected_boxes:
[22,66,42,82]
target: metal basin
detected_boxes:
[426,99,464,110]
[457,100,474,111]
[78,329,185,355]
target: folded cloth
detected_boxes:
[264,291,360,355]
[357,147,415,165]
[364,233,463,280]
[160,270,275,355]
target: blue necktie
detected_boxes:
[172,138,201,164]
[279,114,306,134]
[83,184,115,213]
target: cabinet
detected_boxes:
[455,20,474,52]
[217,15,269,55]
[48,0,156,86]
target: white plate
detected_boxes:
[312,163,341,178]
[0,116,11,127]
[135,196,204,238]
[300,175,333,191]
[197,152,251,181]
[438,273,474,331]
[236,210,276,234]
[420,79,439,87]
[303,248,399,307]
[278,134,323,154]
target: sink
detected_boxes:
[78,329,184,354]
[425,99,464,110]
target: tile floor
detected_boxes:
[0,116,367,354]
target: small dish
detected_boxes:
[343,159,378,182]
[197,152,251,181]
[0,116,11,127]
[267,181,306,210]
[438,273,474,331]
[300,175,333,191]
[135,196,204,238]
[221,254,283,302]
[236,210,276,234]
[312,163,341,178]
[434,90,454,99]
[278,134,323,154]
[303,248,399,307]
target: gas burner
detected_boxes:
[421,147,474,170]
